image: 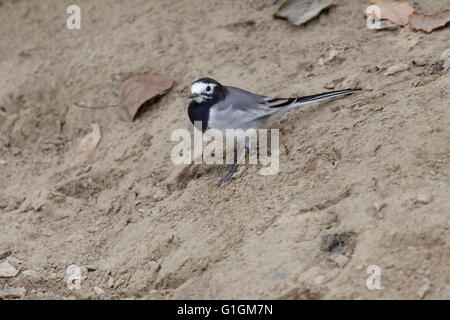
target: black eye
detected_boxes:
[206,86,211,92]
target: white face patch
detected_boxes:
[191,82,217,103]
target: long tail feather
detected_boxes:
[266,88,361,108]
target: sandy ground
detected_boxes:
[0,0,449,299]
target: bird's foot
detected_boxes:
[217,163,239,187]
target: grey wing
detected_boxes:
[209,86,278,130]
[209,86,361,131]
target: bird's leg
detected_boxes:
[217,144,248,186]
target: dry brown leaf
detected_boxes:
[410,10,450,33]
[365,0,414,26]
[118,74,173,122]
[78,123,101,157]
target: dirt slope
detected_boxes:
[0,0,449,299]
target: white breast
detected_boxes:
[208,104,236,134]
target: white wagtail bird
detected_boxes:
[188,77,361,185]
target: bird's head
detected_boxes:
[189,78,225,103]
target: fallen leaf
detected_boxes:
[365,0,414,26]
[410,9,450,33]
[118,74,173,122]
[77,123,101,157]
[275,0,335,26]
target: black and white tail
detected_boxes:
[265,88,361,109]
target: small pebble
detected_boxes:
[107,276,115,288]
[7,256,21,267]
[153,188,168,202]
[416,193,432,205]
[331,254,350,268]
[94,286,105,295]
[373,202,386,213]
[0,260,19,278]
[440,48,450,61]
[22,269,39,278]
[324,81,336,90]
[384,63,409,76]
[372,202,386,219]
[417,281,430,299]
[412,58,427,67]
[85,265,98,271]
[0,286,26,299]
[444,60,450,72]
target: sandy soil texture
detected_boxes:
[0,0,449,299]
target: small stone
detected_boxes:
[372,202,386,212]
[22,269,41,284]
[412,58,428,66]
[0,286,26,299]
[318,49,342,66]
[0,260,19,278]
[444,60,450,72]
[440,48,450,61]
[153,188,168,202]
[107,276,115,288]
[0,160,7,165]
[330,254,350,268]
[342,76,360,89]
[384,63,409,76]
[87,226,99,233]
[324,81,335,90]
[85,265,98,271]
[94,286,105,295]
[48,272,58,280]
[416,193,432,204]
[22,269,39,278]
[417,282,430,299]
[7,256,21,268]
[372,202,386,219]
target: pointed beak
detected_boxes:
[189,93,199,99]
